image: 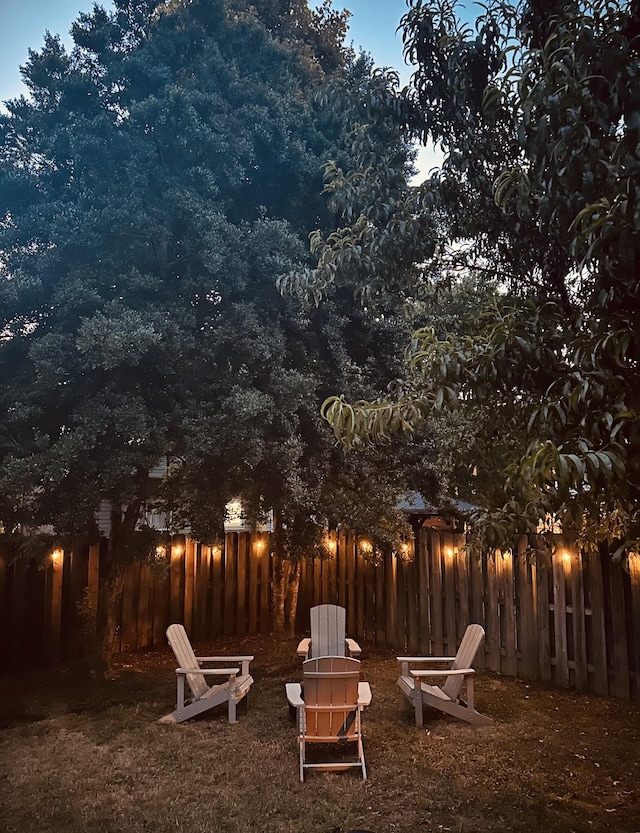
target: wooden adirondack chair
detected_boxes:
[286,656,372,782]
[397,623,493,727]
[296,604,362,659]
[160,624,254,724]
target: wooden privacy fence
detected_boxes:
[1,529,639,701]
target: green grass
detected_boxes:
[1,634,638,833]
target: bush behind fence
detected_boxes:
[1,529,639,701]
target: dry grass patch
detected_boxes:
[0,634,638,833]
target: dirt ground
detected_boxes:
[0,634,638,833]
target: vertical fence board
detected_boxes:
[211,544,223,637]
[10,558,27,666]
[609,560,630,700]
[328,546,338,605]
[66,543,87,660]
[443,534,457,656]
[313,556,321,609]
[485,555,500,671]
[469,551,485,668]
[195,545,210,640]
[385,550,397,652]
[628,555,640,702]
[121,560,140,652]
[516,537,538,679]
[430,532,444,656]
[224,533,237,635]
[397,555,408,652]
[346,532,356,635]
[169,540,185,626]
[536,557,552,682]
[569,548,588,692]
[456,535,470,639]
[248,541,259,634]
[46,552,64,662]
[552,551,569,687]
[417,532,430,654]
[501,551,517,677]
[356,550,365,643]
[154,565,170,646]
[365,558,375,643]
[333,532,344,607]
[375,558,386,646]
[88,544,100,630]
[137,563,152,649]
[260,534,271,633]
[0,552,6,664]
[321,552,329,604]
[236,533,248,635]
[184,538,196,635]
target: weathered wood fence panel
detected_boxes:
[1,532,639,702]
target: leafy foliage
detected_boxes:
[289,0,640,557]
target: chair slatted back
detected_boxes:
[166,624,209,700]
[310,604,346,658]
[302,656,360,740]
[442,623,485,701]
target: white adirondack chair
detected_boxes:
[286,655,372,781]
[160,624,254,724]
[397,623,493,727]
[296,604,361,659]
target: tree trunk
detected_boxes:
[272,554,288,633]
[272,554,301,636]
[284,558,301,637]
[94,558,127,678]
[89,496,143,678]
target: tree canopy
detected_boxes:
[283,0,640,557]
[0,0,435,661]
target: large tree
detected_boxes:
[0,0,426,670]
[283,0,640,557]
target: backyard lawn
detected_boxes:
[0,634,638,833]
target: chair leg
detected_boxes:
[414,683,424,728]
[358,734,367,781]
[228,695,237,724]
[299,738,305,782]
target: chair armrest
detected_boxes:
[285,682,304,708]
[410,668,475,678]
[357,681,372,707]
[296,638,311,658]
[346,638,362,656]
[397,656,456,663]
[196,655,254,662]
[176,666,239,677]
[197,655,254,675]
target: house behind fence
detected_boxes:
[1,529,639,702]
